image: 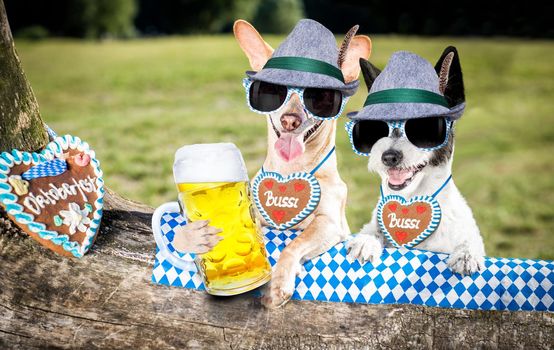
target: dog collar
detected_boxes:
[263,57,345,83]
[377,175,452,248]
[251,146,335,229]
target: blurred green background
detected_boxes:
[5,1,554,260]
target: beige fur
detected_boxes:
[233,20,371,308]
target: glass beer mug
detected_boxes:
[152,143,271,295]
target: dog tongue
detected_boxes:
[387,168,414,185]
[275,133,304,162]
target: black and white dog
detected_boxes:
[346,48,486,275]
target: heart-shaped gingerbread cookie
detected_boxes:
[252,171,320,230]
[0,135,104,258]
[377,195,441,248]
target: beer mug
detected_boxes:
[152,143,271,295]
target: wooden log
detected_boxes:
[1,190,552,349]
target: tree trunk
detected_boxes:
[0,1,552,349]
[0,0,48,152]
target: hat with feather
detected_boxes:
[348,47,466,120]
[246,19,361,96]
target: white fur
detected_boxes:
[347,127,486,275]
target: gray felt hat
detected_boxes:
[246,19,360,97]
[348,50,466,121]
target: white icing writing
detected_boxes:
[22,175,97,215]
[264,191,299,208]
[387,213,421,230]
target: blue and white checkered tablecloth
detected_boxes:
[152,211,554,312]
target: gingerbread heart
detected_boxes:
[377,195,441,248]
[0,135,104,258]
[252,171,320,230]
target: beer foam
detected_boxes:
[173,143,249,183]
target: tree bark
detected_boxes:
[0,0,48,153]
[0,1,552,349]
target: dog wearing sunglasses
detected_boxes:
[232,20,371,308]
[347,48,486,275]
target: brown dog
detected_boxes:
[234,20,370,308]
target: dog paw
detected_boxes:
[448,250,485,275]
[261,286,293,309]
[346,234,383,264]
[261,279,295,309]
[261,265,297,309]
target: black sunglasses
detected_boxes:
[243,79,347,120]
[346,117,452,156]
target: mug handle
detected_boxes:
[151,201,197,272]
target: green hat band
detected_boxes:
[263,56,345,84]
[364,88,449,107]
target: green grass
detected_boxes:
[14,35,554,260]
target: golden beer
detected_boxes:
[173,143,271,295]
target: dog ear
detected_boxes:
[434,46,465,106]
[338,26,372,83]
[359,58,381,91]
[233,19,274,71]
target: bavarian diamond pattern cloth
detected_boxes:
[152,211,554,312]
[21,158,67,180]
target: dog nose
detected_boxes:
[281,114,302,132]
[382,149,403,167]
